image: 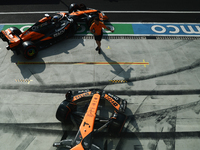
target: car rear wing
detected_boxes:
[0,29,21,50]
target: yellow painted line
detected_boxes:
[143,59,147,67]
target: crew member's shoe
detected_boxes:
[98,48,101,54]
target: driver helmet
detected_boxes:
[52,15,59,22]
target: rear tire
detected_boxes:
[108,112,127,136]
[56,100,77,123]
[21,41,38,59]
[69,3,80,13]
[9,27,22,36]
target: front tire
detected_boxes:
[56,100,77,123]
[21,41,38,59]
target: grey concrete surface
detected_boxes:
[0,37,200,150]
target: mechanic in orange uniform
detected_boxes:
[90,17,114,54]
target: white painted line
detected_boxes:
[103,11,200,14]
[0,10,200,15]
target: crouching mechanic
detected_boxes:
[90,17,114,54]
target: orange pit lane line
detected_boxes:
[16,61,149,66]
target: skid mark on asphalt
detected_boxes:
[0,49,8,67]
[1,106,18,124]
[0,100,199,137]
[16,135,35,150]
[115,86,158,149]
[1,57,200,94]
[28,69,45,85]
[132,99,200,121]
[101,50,134,88]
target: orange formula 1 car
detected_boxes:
[0,3,108,59]
[53,89,127,150]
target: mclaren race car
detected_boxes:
[53,89,127,150]
[0,3,108,59]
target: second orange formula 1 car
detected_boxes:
[53,89,127,150]
[0,3,108,59]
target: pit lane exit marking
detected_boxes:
[15,79,33,84]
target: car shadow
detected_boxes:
[10,37,85,80]
[95,102,143,150]
[101,50,134,86]
[114,116,143,150]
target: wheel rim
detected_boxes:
[27,47,36,56]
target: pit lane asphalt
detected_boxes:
[1,1,200,150]
[0,0,200,23]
